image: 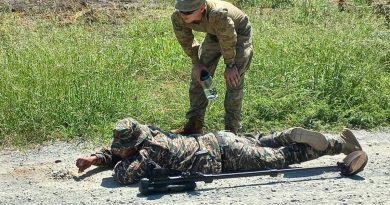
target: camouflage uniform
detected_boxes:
[92,118,344,185]
[172,0,253,131]
[216,131,341,172]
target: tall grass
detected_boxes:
[241,1,390,132]
[0,0,389,147]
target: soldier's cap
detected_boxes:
[175,0,206,12]
[111,117,150,149]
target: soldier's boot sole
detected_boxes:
[287,127,329,151]
[340,128,362,155]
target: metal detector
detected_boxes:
[139,150,368,195]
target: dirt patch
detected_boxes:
[0,0,170,25]
[0,0,149,13]
[12,165,50,177]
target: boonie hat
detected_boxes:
[111,118,150,149]
[175,0,206,12]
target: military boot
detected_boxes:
[259,127,329,151]
[170,117,204,136]
[327,128,362,155]
[224,124,238,134]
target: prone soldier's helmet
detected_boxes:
[111,117,150,150]
[175,0,206,12]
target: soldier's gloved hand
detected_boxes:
[192,63,207,83]
[224,65,240,87]
[76,156,97,173]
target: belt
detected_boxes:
[215,134,226,161]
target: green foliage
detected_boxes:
[1,0,389,147]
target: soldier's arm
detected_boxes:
[114,151,149,185]
[171,11,201,64]
[76,155,97,173]
[91,148,121,167]
[76,148,121,173]
[209,8,237,66]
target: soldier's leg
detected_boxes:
[185,34,221,122]
[172,35,221,135]
[258,127,362,155]
[325,128,362,155]
[218,131,352,172]
[224,40,253,133]
[279,143,330,167]
[258,127,329,151]
[218,131,287,172]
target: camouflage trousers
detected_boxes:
[186,32,253,131]
[216,131,341,172]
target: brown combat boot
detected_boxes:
[325,128,363,155]
[337,128,362,155]
[286,127,329,151]
[286,127,362,154]
[224,125,238,134]
[170,117,204,136]
[259,127,329,151]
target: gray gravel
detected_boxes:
[1,129,390,205]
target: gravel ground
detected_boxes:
[1,1,389,203]
[1,129,390,205]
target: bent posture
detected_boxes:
[171,0,254,134]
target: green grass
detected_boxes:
[1,0,389,147]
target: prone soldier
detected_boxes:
[76,117,362,185]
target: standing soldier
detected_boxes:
[170,0,254,135]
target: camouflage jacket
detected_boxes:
[94,130,222,184]
[171,0,252,65]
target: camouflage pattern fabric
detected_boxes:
[172,0,253,130]
[93,119,343,184]
[113,131,222,184]
[217,130,342,172]
[91,148,121,167]
[172,0,252,65]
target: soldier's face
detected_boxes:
[180,4,205,23]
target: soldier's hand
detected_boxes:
[224,65,240,87]
[76,156,97,173]
[192,64,207,83]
